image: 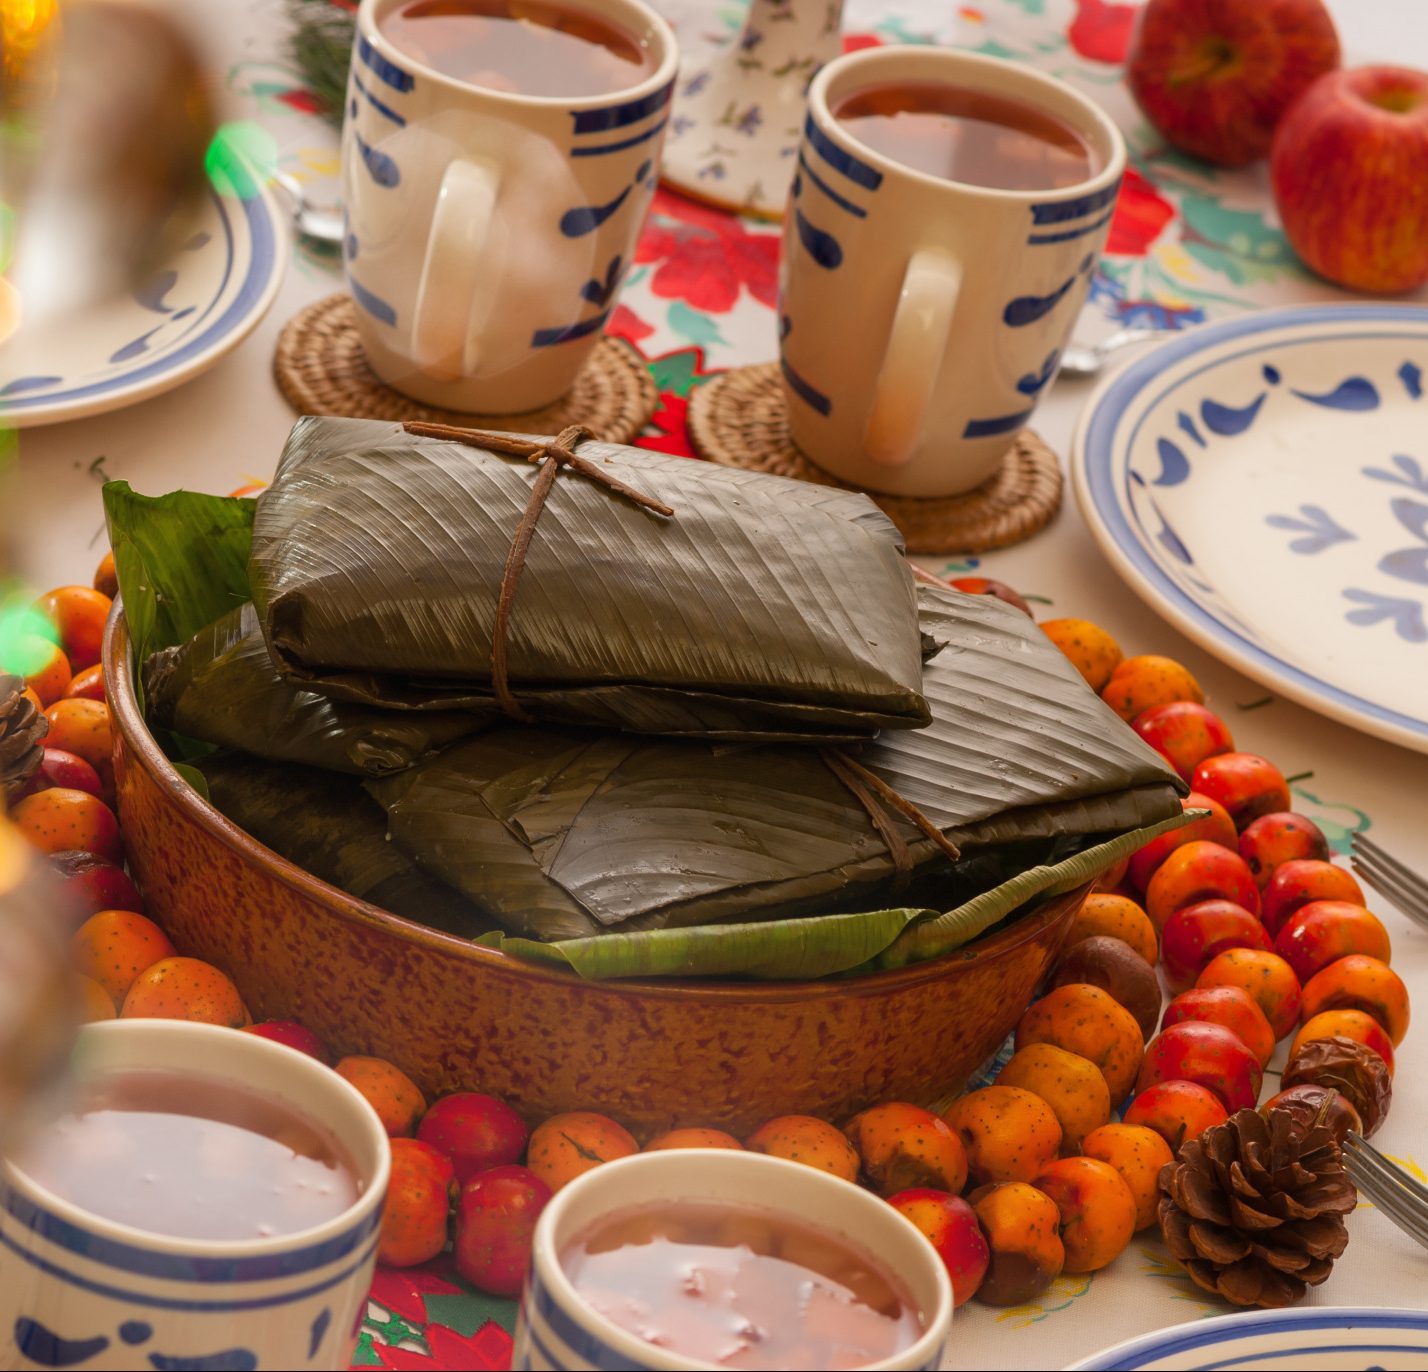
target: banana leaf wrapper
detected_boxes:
[247,416,930,741]
[367,586,1186,940]
[143,603,480,776]
[196,751,494,939]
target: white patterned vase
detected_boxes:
[660,0,844,220]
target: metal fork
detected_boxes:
[1343,1132,1428,1250]
[1350,832,1428,933]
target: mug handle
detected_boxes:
[411,159,501,379]
[862,248,961,468]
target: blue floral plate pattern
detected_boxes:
[0,177,287,428]
[1072,304,1428,755]
[1067,1306,1428,1370]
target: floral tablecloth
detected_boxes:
[8,0,1428,1368]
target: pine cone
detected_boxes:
[1158,1107,1356,1309]
[0,674,47,809]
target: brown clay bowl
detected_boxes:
[106,612,1089,1135]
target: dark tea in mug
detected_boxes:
[834,82,1096,192]
[378,0,656,98]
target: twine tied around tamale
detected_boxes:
[403,420,675,722]
[402,419,962,881]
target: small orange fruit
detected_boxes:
[10,788,122,863]
[745,1114,860,1182]
[71,909,176,1007]
[644,1128,744,1151]
[67,664,106,703]
[527,1111,639,1191]
[334,1056,428,1138]
[1039,618,1123,691]
[34,586,113,671]
[74,975,116,1022]
[42,699,113,797]
[93,551,119,600]
[121,956,250,1028]
[18,638,72,708]
[1101,655,1204,723]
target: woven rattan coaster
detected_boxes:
[689,362,1062,555]
[273,294,657,443]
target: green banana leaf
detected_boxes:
[102,483,256,702]
[247,416,931,741]
[488,811,1192,980]
[145,604,480,776]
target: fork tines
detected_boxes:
[1350,832,1428,931]
[1344,1132,1428,1250]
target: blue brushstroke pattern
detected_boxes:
[1029,179,1120,224]
[796,150,867,218]
[0,375,62,395]
[351,69,406,126]
[1153,504,1193,565]
[635,159,651,182]
[1003,274,1073,327]
[560,186,631,238]
[1263,364,1281,384]
[802,114,883,190]
[183,231,211,251]
[1026,207,1112,245]
[14,1320,109,1367]
[1343,588,1428,643]
[134,270,178,313]
[1291,377,1380,410]
[356,34,413,92]
[530,307,611,347]
[580,256,623,308]
[1364,454,1428,494]
[1265,504,1356,555]
[171,306,195,321]
[794,209,842,269]
[110,326,164,364]
[348,274,397,327]
[1379,497,1428,586]
[120,1324,153,1346]
[149,1353,257,1371]
[1152,436,1190,486]
[353,132,399,188]
[1399,361,1423,399]
[780,356,831,416]
[309,1309,332,1359]
[1015,350,1060,396]
[570,118,666,158]
[963,408,1035,438]
[571,82,672,135]
[1201,393,1266,436]
[1177,411,1205,447]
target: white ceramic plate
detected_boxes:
[1067,1306,1428,1370]
[0,178,287,427]
[1072,304,1428,755]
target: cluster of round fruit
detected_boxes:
[4,563,124,866]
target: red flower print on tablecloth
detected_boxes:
[1105,166,1176,257]
[1067,0,1137,64]
[373,1321,511,1372]
[634,189,779,315]
[841,32,883,53]
[368,1263,464,1326]
[607,303,655,347]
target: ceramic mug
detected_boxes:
[342,0,677,413]
[779,46,1127,497]
[512,1148,953,1371]
[0,1019,390,1371]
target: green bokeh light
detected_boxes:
[0,602,55,677]
[205,122,279,200]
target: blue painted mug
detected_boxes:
[0,1020,390,1371]
[780,47,1127,497]
[343,0,677,413]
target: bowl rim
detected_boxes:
[105,607,1083,1003]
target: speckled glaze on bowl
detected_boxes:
[105,612,1088,1135]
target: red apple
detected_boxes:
[1127,0,1340,167]
[417,1092,529,1185]
[1136,1020,1263,1113]
[1272,66,1428,292]
[887,1189,989,1307]
[1131,702,1234,783]
[48,850,143,918]
[17,748,105,801]
[1237,812,1330,888]
[1261,859,1364,936]
[242,1020,332,1064]
[1190,753,1291,830]
[454,1164,551,1297]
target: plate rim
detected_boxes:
[0,176,289,429]
[1070,301,1428,757]
[1064,1305,1428,1370]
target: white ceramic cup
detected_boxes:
[342,0,677,413]
[0,1020,390,1371]
[512,1148,953,1371]
[779,46,1127,497]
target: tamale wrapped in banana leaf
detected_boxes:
[196,751,495,938]
[144,603,479,776]
[247,416,930,741]
[367,586,1185,938]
